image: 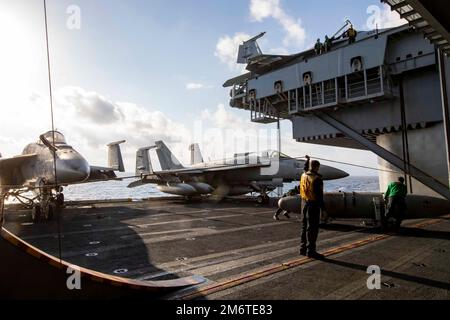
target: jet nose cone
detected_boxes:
[320,165,350,180]
[334,168,350,179]
[57,159,90,184]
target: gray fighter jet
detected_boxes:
[0,131,125,222]
[128,141,348,203]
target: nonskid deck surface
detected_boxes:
[3,198,450,300]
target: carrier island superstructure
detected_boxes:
[223,0,450,201]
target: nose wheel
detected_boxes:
[31,190,64,223]
[31,204,42,223]
[257,194,270,205]
[31,201,58,223]
[43,202,55,221]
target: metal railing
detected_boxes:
[233,66,389,116]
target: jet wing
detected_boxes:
[246,52,307,73]
[0,154,37,189]
[127,162,272,188]
[90,166,116,172]
[223,72,252,88]
[152,162,270,175]
[0,154,37,171]
[198,162,271,172]
[85,166,119,183]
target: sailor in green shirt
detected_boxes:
[384,177,408,230]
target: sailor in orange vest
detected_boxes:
[300,157,325,259]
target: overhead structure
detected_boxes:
[382,0,450,55]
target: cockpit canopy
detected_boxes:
[40,131,67,145]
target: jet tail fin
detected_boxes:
[189,143,204,165]
[136,147,155,176]
[155,141,184,170]
[237,32,266,64]
[107,140,126,172]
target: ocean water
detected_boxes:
[60,176,380,202]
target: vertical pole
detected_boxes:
[303,86,306,110]
[380,65,384,94]
[399,77,413,193]
[44,0,63,263]
[288,90,291,113]
[345,75,348,100]
[277,118,283,197]
[322,82,325,105]
[335,77,338,103]
[438,49,450,189]
[364,69,368,96]
[0,191,4,227]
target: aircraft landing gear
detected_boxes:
[6,186,63,223]
[56,193,65,206]
[31,204,42,223]
[257,194,270,205]
[31,202,55,222]
[40,189,62,222]
[43,202,55,221]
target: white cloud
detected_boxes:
[57,87,123,124]
[214,32,251,71]
[186,82,213,90]
[186,83,204,90]
[197,104,276,161]
[54,87,193,164]
[202,104,256,130]
[0,86,193,172]
[249,0,306,48]
[215,1,306,70]
[366,4,406,30]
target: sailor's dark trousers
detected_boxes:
[385,196,407,226]
[300,200,321,253]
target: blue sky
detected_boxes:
[43,0,390,121]
[0,0,404,175]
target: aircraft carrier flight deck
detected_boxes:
[3,197,449,300]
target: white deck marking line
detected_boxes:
[20,210,277,241]
[136,228,367,280]
[60,221,293,258]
